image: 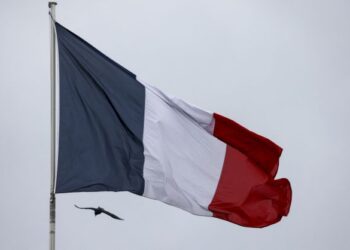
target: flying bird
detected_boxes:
[74,205,123,220]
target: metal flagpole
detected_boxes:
[49,2,57,250]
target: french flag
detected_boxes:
[55,22,292,228]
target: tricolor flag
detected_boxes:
[55,22,292,228]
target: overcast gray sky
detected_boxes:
[1,0,350,249]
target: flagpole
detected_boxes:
[49,2,57,250]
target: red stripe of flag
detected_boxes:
[208,113,292,228]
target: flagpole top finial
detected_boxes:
[48,2,57,8]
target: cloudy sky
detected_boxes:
[1,0,350,249]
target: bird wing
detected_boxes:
[74,204,97,211]
[99,207,123,220]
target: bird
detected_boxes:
[74,205,123,220]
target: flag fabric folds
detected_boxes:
[55,22,292,228]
